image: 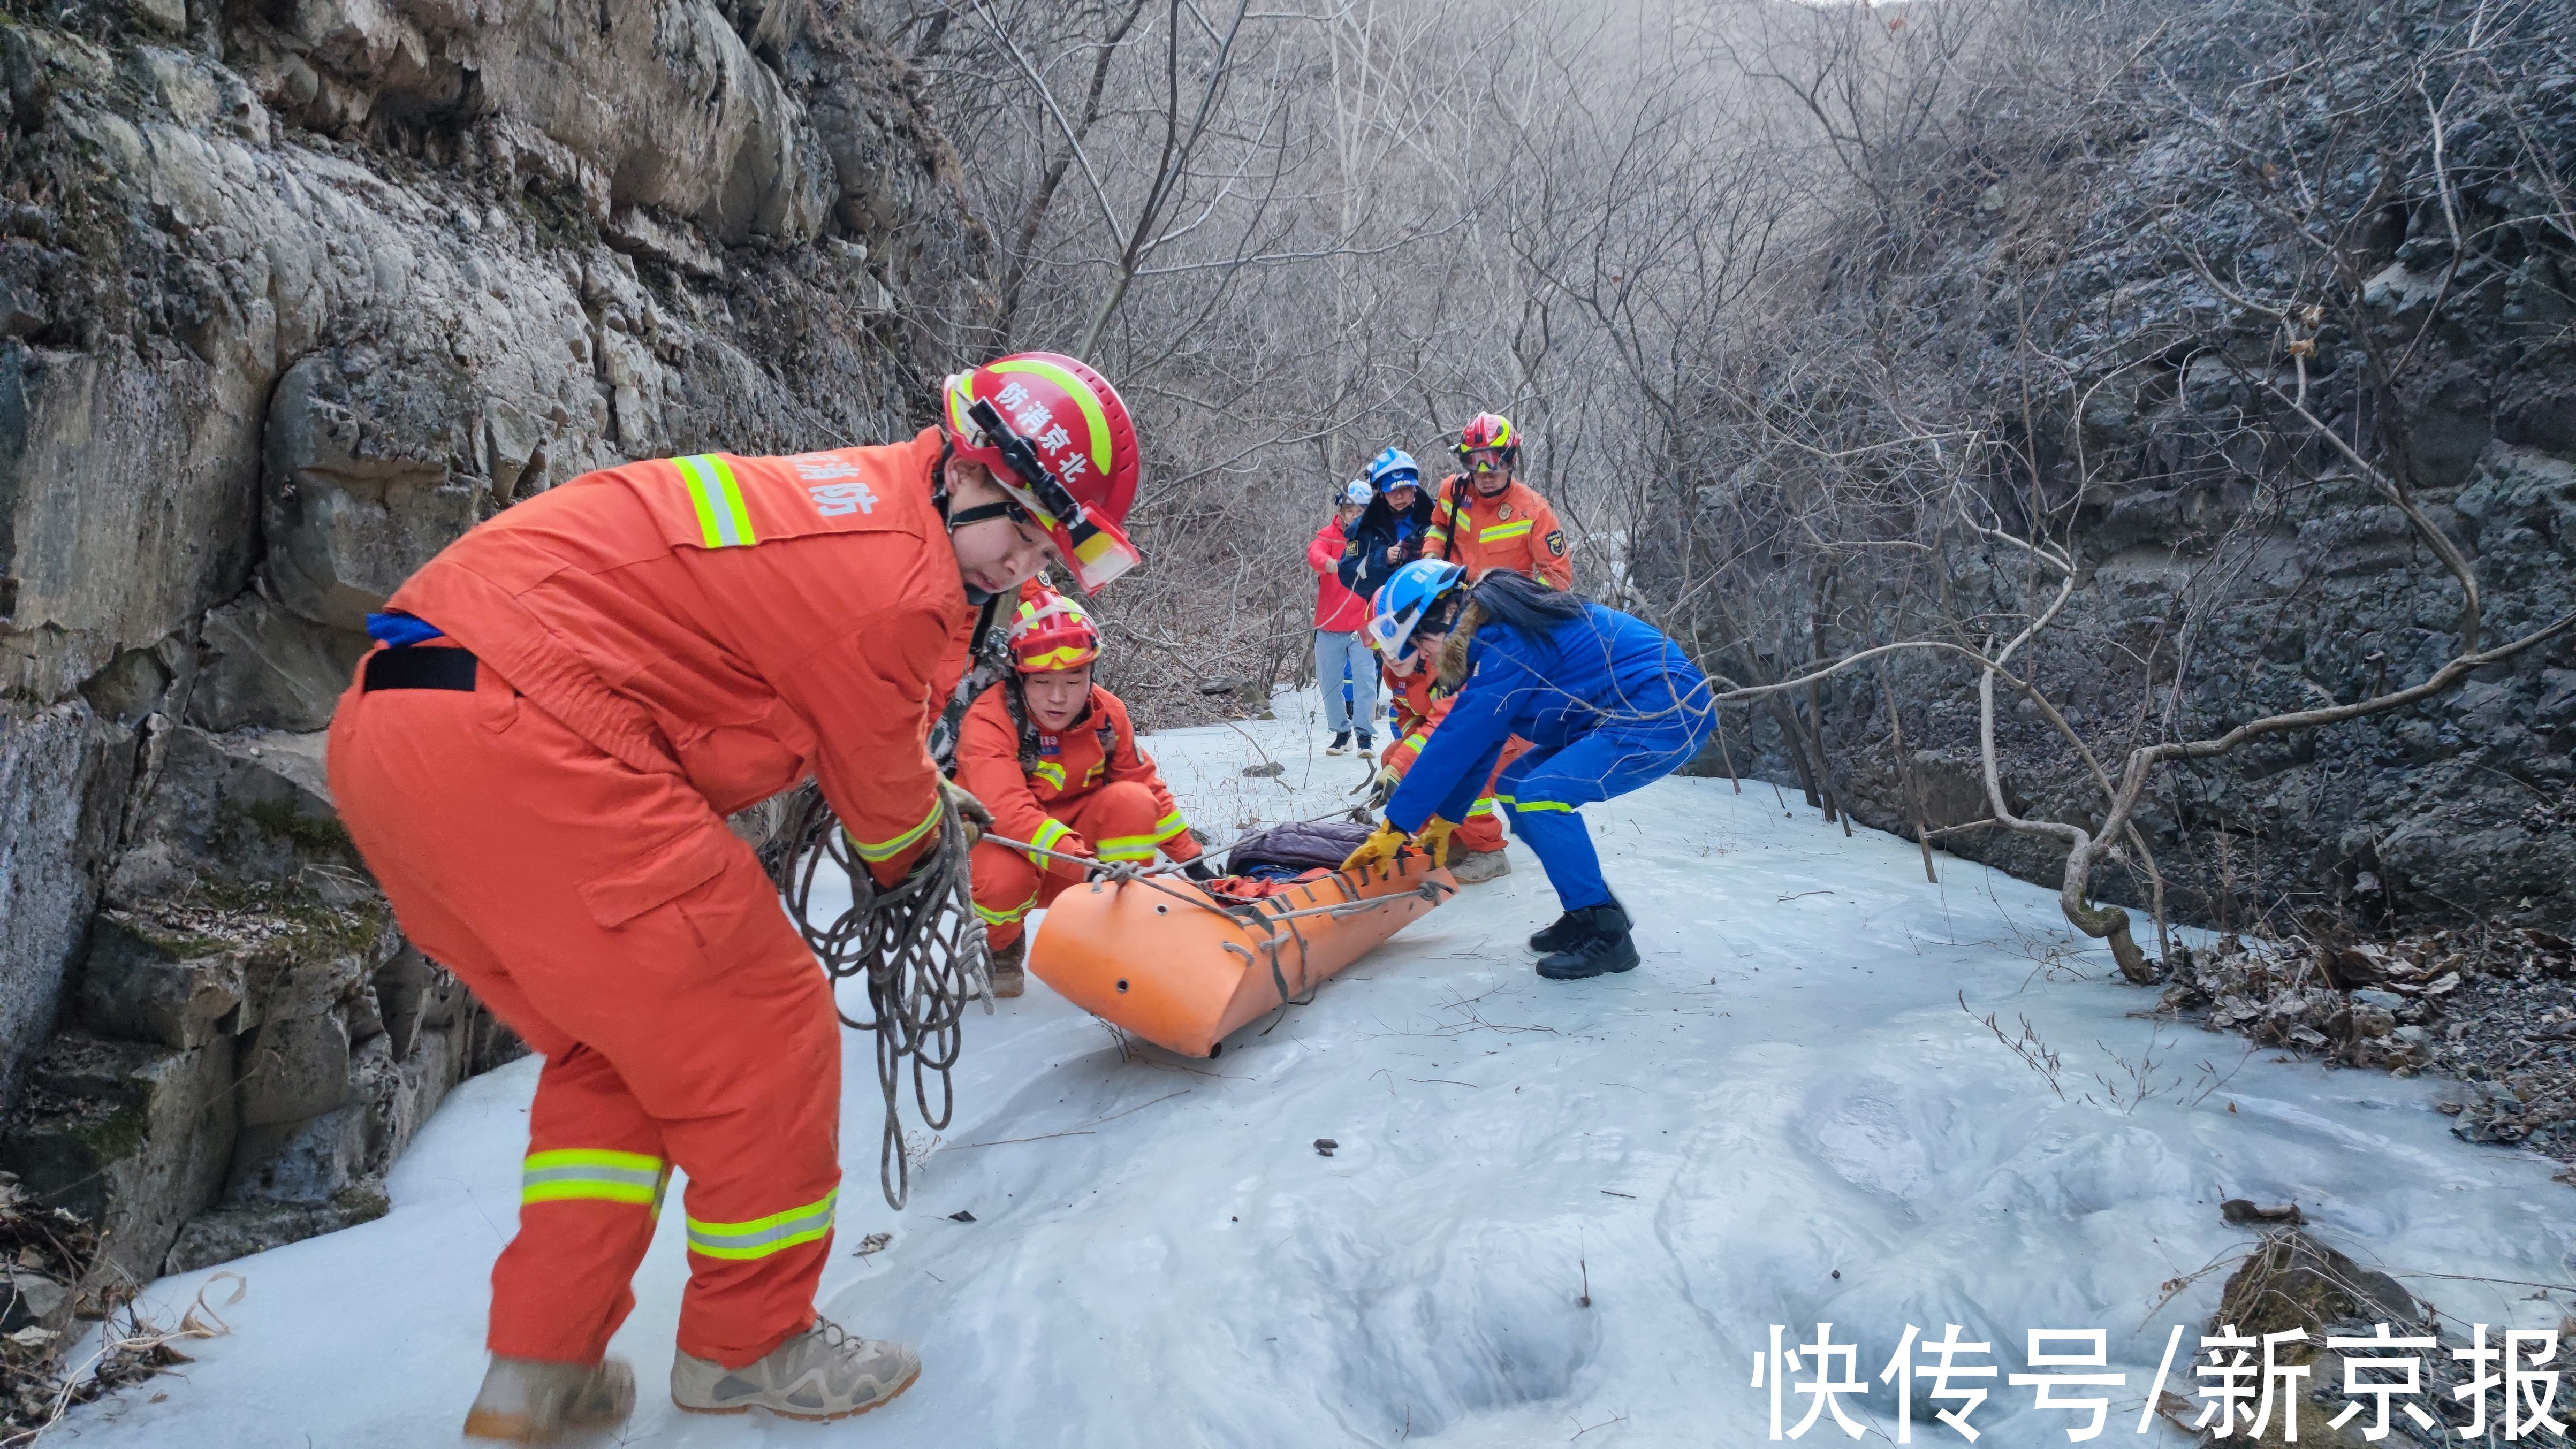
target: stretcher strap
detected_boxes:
[769,790,990,1212]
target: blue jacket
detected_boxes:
[1335,492,1437,602]
[1388,602,1708,830]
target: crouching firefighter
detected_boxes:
[1359,562,1529,886]
[956,588,1214,996]
[1344,563,1714,979]
[326,351,1145,1439]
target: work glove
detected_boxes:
[1181,858,1220,883]
[938,777,992,846]
[1361,765,1401,811]
[1341,819,1409,873]
[1415,817,1458,868]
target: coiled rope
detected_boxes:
[770,791,990,1211]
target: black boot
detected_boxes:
[1537,903,1639,980]
[1529,896,1620,954]
[1528,912,1583,952]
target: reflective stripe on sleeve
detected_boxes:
[1403,732,1430,753]
[1093,834,1157,863]
[1467,796,1498,817]
[686,1186,839,1261]
[675,455,758,548]
[522,1149,667,1208]
[1150,810,1190,843]
[1030,818,1075,860]
[1514,799,1575,813]
[848,795,941,863]
[1477,519,1534,544]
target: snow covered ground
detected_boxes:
[64,698,2576,1447]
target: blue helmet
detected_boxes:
[1340,478,1373,508]
[1365,559,1468,659]
[1365,446,1420,493]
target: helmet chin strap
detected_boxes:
[947,498,1035,604]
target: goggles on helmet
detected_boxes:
[964,397,1141,592]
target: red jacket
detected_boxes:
[954,682,1199,874]
[1308,515,1370,630]
[384,427,972,880]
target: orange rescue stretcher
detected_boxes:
[1027,854,1456,1057]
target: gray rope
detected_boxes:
[772,794,990,1211]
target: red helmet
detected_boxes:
[1458,411,1517,458]
[943,353,1143,593]
[1007,587,1102,674]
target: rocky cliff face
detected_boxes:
[0,0,992,1304]
[1651,0,2576,942]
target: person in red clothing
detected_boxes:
[326,352,1145,1440]
[956,588,1209,995]
[1422,412,1574,590]
[1309,479,1380,754]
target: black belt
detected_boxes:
[363,647,478,692]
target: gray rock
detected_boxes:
[74,912,248,1051]
[0,1032,238,1286]
[260,352,483,634]
[2350,988,2407,1013]
[163,1186,390,1275]
[189,594,369,733]
[105,725,353,903]
[0,702,121,1101]
[237,1012,354,1128]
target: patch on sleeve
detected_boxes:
[1545,529,1567,556]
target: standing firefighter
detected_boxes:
[956,588,1212,995]
[1346,563,1713,978]
[327,352,1144,1438]
[1422,412,1573,589]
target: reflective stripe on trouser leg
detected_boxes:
[971,837,1044,950]
[1503,724,1705,912]
[522,1148,671,1213]
[687,1186,839,1260]
[1066,780,1162,865]
[490,1047,671,1363]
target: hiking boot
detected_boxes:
[1355,732,1374,754]
[1536,903,1640,980]
[987,936,1025,998]
[1447,848,1512,884]
[462,1356,635,1442]
[1326,731,1352,756]
[1528,896,1620,954]
[671,1318,920,1422]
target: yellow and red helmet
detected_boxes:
[1456,411,1518,472]
[1008,587,1103,674]
[943,353,1143,593]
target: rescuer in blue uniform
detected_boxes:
[1345,561,1714,978]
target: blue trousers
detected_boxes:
[1498,718,1708,911]
[1312,629,1379,736]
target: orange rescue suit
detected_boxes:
[1422,475,1573,589]
[1381,660,1530,855]
[328,428,971,1373]
[954,681,1199,949]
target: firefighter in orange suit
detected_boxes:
[1366,637,1531,884]
[954,588,1210,996]
[1420,411,1574,589]
[326,353,1146,1440]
